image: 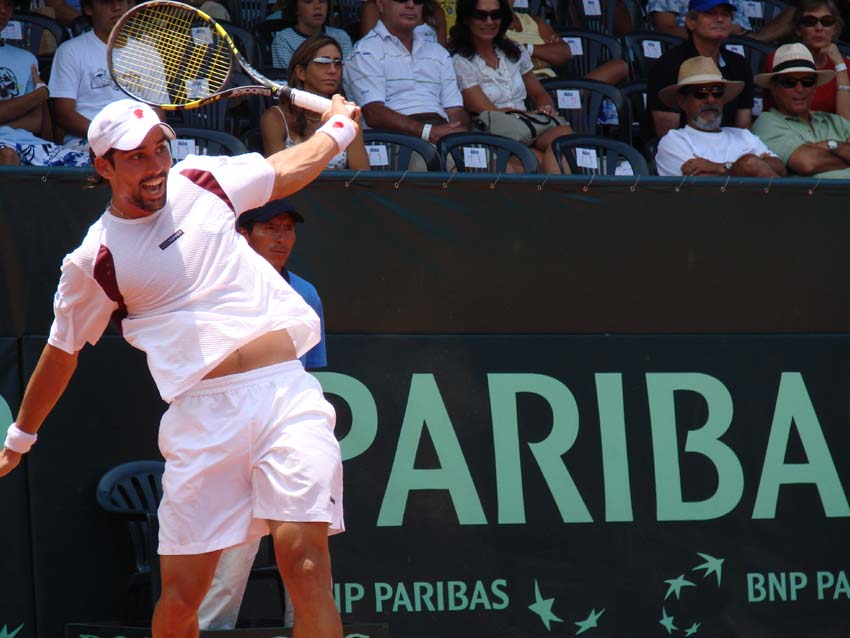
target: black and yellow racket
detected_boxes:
[107,0,332,114]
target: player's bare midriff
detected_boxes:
[202,328,297,379]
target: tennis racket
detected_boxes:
[107,0,332,114]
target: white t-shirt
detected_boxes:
[655,125,778,177]
[48,153,321,402]
[452,47,534,111]
[49,31,127,142]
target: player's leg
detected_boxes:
[152,550,223,638]
[269,520,342,638]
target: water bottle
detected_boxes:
[598,98,619,126]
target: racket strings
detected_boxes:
[111,3,232,106]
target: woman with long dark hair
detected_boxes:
[262,35,369,169]
[761,0,850,118]
[271,0,353,69]
[449,0,573,173]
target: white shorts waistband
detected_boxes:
[182,359,304,397]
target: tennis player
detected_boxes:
[0,95,358,638]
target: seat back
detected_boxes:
[227,0,269,30]
[746,0,787,31]
[621,30,684,80]
[363,130,443,171]
[541,78,629,141]
[255,19,287,67]
[220,20,261,66]
[570,0,619,34]
[552,134,651,175]
[554,28,622,78]
[437,133,539,174]
[723,35,775,78]
[172,127,249,161]
[5,12,68,78]
[619,79,649,148]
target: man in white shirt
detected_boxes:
[0,95,359,638]
[343,0,469,146]
[655,56,786,177]
[48,0,130,149]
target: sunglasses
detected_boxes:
[390,0,425,5]
[685,85,726,99]
[773,75,818,88]
[798,14,837,27]
[312,56,343,67]
[471,9,502,20]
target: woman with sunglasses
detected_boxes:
[449,0,574,173]
[271,0,353,70]
[262,35,370,169]
[761,0,850,119]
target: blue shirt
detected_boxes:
[283,269,327,369]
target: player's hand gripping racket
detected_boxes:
[107,0,332,114]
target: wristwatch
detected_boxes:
[827,139,839,151]
[723,161,733,173]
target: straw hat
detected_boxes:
[658,57,745,108]
[754,43,835,88]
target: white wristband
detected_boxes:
[35,82,48,94]
[835,62,847,72]
[838,85,850,91]
[421,123,432,142]
[317,115,357,152]
[526,43,534,56]
[4,423,37,454]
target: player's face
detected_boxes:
[97,127,172,217]
[241,213,297,272]
[0,0,14,32]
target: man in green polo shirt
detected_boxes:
[753,42,850,178]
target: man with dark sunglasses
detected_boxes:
[753,43,850,177]
[655,57,786,176]
[344,0,470,168]
[647,0,755,140]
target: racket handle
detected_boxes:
[284,87,333,114]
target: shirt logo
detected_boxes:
[158,229,184,250]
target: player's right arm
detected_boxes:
[0,344,79,477]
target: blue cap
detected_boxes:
[238,197,304,227]
[688,0,736,11]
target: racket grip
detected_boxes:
[285,88,333,114]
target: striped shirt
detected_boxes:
[343,20,463,120]
[271,26,353,69]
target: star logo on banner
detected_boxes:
[659,607,678,635]
[528,579,563,631]
[692,552,724,587]
[0,625,24,638]
[574,608,605,635]
[685,622,701,636]
[664,574,696,600]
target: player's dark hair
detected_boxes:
[85,149,115,189]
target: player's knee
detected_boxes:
[280,548,331,601]
[158,580,208,617]
[0,147,20,166]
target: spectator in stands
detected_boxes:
[185,0,231,21]
[198,196,327,633]
[272,0,353,69]
[360,0,448,46]
[48,0,130,151]
[504,0,628,84]
[262,35,369,168]
[655,56,786,175]
[648,0,754,138]
[343,0,470,150]
[761,0,850,119]
[649,0,752,37]
[30,0,81,29]
[0,0,88,165]
[449,0,573,173]
[750,0,850,44]
[752,43,850,176]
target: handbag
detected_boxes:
[473,110,567,145]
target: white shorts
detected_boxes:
[157,360,343,555]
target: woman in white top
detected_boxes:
[450,0,573,173]
[261,35,369,170]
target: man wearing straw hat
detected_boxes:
[655,56,786,176]
[752,42,850,178]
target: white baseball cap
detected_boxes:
[88,99,176,157]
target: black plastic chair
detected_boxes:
[227,0,269,30]
[172,127,250,160]
[96,460,165,623]
[552,134,651,175]
[747,0,788,32]
[219,20,261,66]
[554,28,623,79]
[540,78,629,141]
[363,130,443,171]
[621,30,684,80]
[6,12,68,79]
[643,137,660,176]
[70,14,92,37]
[255,19,287,67]
[723,35,775,78]
[619,79,650,148]
[437,132,540,174]
[337,0,363,31]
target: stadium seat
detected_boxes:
[552,134,651,175]
[363,130,444,171]
[437,133,539,174]
[540,78,629,141]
